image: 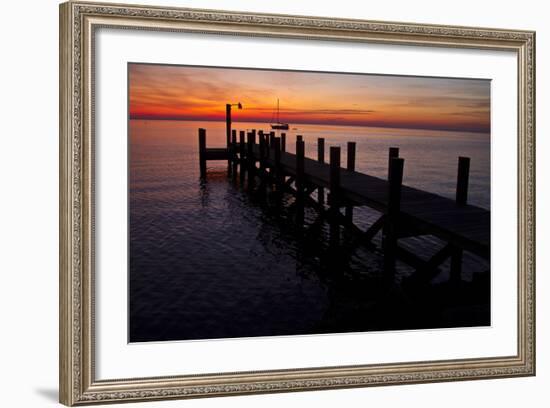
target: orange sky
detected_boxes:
[129,63,490,133]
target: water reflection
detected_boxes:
[129,119,490,342]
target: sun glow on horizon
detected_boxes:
[129,63,491,133]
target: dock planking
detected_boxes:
[260,146,489,259]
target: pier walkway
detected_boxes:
[199,128,490,281]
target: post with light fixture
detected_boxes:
[226,102,242,173]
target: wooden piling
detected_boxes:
[297,135,303,142]
[456,156,470,206]
[383,157,404,276]
[317,138,325,205]
[318,138,325,163]
[198,128,207,179]
[231,129,238,177]
[247,130,256,188]
[388,147,399,179]
[239,130,246,183]
[273,137,282,190]
[387,158,404,220]
[345,141,356,224]
[451,156,471,282]
[239,130,246,154]
[347,142,356,172]
[296,139,305,224]
[281,133,286,152]
[266,131,274,161]
[329,146,341,246]
[259,130,267,176]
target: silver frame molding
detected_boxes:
[59,1,536,405]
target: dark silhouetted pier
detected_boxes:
[198,127,490,282]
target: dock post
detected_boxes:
[329,146,341,247]
[267,131,275,175]
[199,128,207,179]
[296,139,305,225]
[297,135,303,142]
[239,130,246,183]
[347,141,356,172]
[317,138,325,205]
[388,147,399,179]
[247,130,256,189]
[456,156,470,206]
[231,129,237,150]
[451,156,471,282]
[239,130,246,156]
[273,137,282,193]
[345,141,356,225]
[269,131,275,156]
[231,129,238,177]
[258,130,266,177]
[281,133,286,152]
[383,157,404,277]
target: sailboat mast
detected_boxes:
[270,98,289,130]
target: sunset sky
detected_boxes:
[129,63,491,133]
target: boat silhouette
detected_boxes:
[270,98,289,130]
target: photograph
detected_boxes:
[57,2,536,405]
[128,63,491,343]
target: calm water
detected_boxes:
[129,120,490,342]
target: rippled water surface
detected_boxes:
[129,120,490,342]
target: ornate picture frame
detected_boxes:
[59,1,535,405]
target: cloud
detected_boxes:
[128,63,490,133]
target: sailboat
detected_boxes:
[270,98,289,130]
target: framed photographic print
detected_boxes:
[59,1,536,405]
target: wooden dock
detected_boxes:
[198,127,490,282]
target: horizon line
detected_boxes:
[129,115,491,134]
